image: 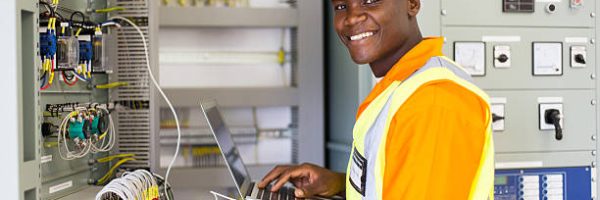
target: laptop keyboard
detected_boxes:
[248,182,297,200]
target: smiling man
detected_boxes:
[258,0,495,199]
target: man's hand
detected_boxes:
[258,163,345,198]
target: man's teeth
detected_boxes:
[350,32,374,41]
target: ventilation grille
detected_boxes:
[110,0,152,169]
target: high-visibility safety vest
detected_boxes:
[345,56,494,200]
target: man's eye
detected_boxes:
[364,0,380,4]
[334,4,347,10]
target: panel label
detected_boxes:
[49,180,73,194]
[495,161,543,169]
[482,36,521,43]
[41,155,52,164]
[565,37,588,44]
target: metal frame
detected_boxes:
[157,1,325,169]
[159,7,299,28]
[149,0,161,173]
[10,0,40,199]
[296,0,325,165]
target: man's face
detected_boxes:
[331,0,413,64]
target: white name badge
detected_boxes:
[349,147,367,196]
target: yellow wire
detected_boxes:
[95,82,129,89]
[96,153,135,163]
[94,7,125,13]
[82,63,87,78]
[277,48,285,66]
[49,69,54,84]
[97,158,135,185]
[44,142,58,148]
[98,131,107,140]
[45,59,50,73]
[75,28,82,36]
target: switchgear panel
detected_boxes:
[432,0,599,199]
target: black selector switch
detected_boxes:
[497,54,509,63]
[492,113,505,123]
[575,54,586,64]
[544,109,563,140]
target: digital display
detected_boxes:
[495,176,508,185]
[503,0,535,13]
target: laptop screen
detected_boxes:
[201,100,251,195]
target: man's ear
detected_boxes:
[407,0,421,17]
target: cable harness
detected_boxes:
[57,104,116,160]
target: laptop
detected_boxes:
[201,100,330,200]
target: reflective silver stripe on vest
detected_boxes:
[418,56,475,84]
[360,56,475,199]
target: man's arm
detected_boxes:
[382,82,489,199]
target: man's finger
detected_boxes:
[271,168,306,192]
[258,165,288,188]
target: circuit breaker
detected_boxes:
[431,0,598,199]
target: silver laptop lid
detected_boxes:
[201,100,252,199]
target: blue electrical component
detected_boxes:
[68,119,86,141]
[40,31,57,59]
[494,167,592,200]
[79,40,93,62]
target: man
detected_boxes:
[259,0,494,199]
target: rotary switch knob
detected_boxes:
[497,54,509,63]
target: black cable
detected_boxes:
[39,71,48,81]
[55,12,64,22]
[63,70,76,81]
[69,11,86,28]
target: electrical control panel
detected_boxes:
[430,0,600,199]
[15,0,159,199]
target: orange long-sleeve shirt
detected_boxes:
[356,37,489,199]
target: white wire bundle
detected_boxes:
[58,107,91,160]
[96,169,160,200]
[108,16,182,200]
[57,105,116,160]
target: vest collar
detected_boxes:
[357,37,445,119]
